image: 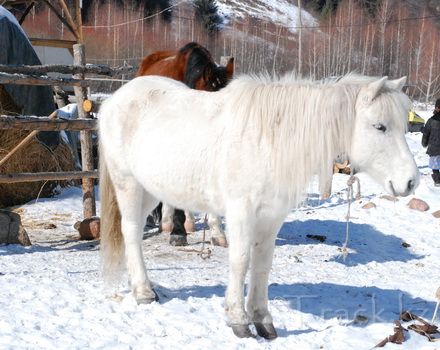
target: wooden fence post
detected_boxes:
[73,43,96,218]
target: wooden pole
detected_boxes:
[0,171,99,184]
[58,0,80,41]
[75,0,84,43]
[19,1,35,25]
[0,111,58,168]
[42,0,78,39]
[73,43,96,218]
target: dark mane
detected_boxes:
[181,43,214,88]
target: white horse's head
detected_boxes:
[350,76,419,197]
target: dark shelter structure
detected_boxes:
[0,5,59,147]
[0,6,75,208]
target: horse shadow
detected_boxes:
[155,282,436,325]
[276,219,423,266]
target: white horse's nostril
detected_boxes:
[407,179,415,192]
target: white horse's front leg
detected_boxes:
[113,180,157,304]
[208,214,228,247]
[161,203,175,233]
[225,205,254,338]
[246,219,283,339]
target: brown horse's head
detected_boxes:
[182,44,234,91]
[194,57,234,91]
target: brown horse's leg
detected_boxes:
[169,209,187,246]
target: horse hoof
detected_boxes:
[254,322,278,339]
[135,289,159,304]
[231,324,255,338]
[211,236,228,247]
[161,222,173,234]
[184,220,195,233]
[169,234,188,246]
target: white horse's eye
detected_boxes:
[374,123,387,132]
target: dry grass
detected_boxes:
[0,85,75,208]
[0,130,75,208]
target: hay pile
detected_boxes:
[0,85,75,208]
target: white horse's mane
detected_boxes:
[220,72,410,205]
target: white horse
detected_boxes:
[99,73,419,339]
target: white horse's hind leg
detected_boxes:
[113,178,156,303]
[224,205,254,337]
[246,220,282,339]
[161,203,174,233]
[184,211,195,233]
[208,214,228,247]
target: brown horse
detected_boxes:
[136,42,234,91]
[137,42,234,246]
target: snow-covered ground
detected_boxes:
[1,107,439,349]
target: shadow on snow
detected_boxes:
[277,219,422,266]
[155,282,436,325]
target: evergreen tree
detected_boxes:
[194,0,223,34]
[305,0,339,17]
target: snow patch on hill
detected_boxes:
[215,0,317,31]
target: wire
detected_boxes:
[81,0,188,29]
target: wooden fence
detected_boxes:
[0,44,135,218]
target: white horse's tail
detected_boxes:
[99,144,125,284]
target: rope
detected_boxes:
[198,214,212,260]
[432,287,440,323]
[340,174,360,260]
[178,214,212,260]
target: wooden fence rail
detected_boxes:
[0,115,98,131]
[0,63,136,76]
[0,171,99,184]
[0,46,120,217]
[0,72,90,87]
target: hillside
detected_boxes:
[216,0,317,31]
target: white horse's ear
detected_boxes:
[388,76,407,90]
[360,76,388,105]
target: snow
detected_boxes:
[1,107,439,349]
[215,0,317,32]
